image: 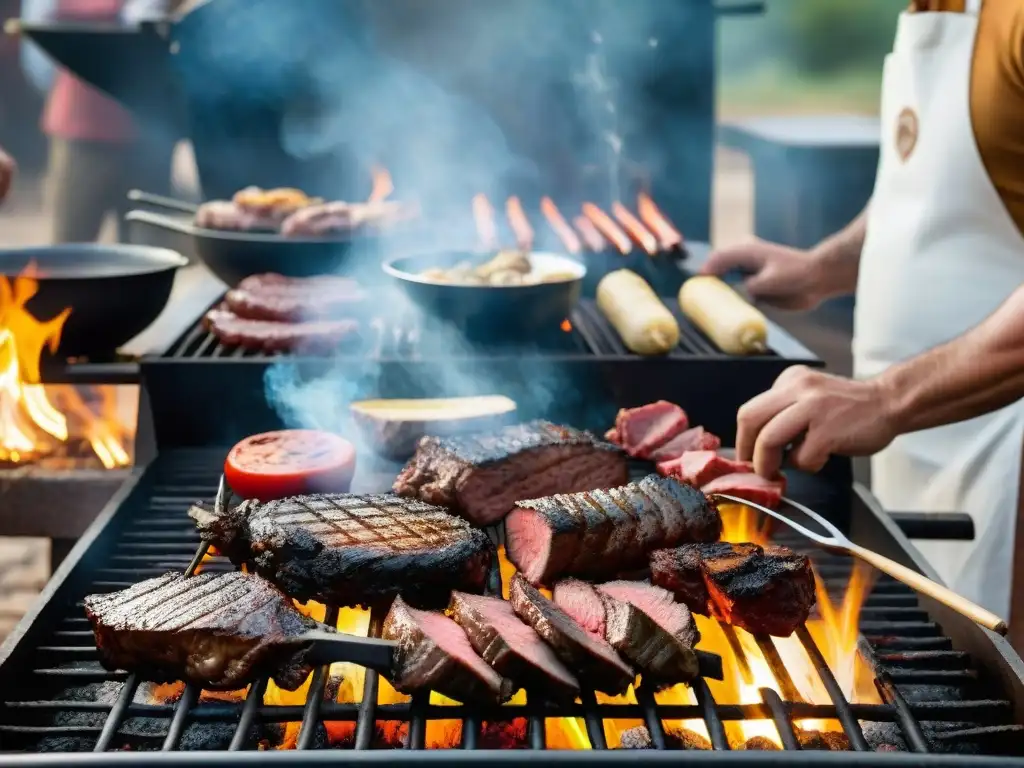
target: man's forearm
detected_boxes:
[811,202,869,299]
[878,284,1024,434]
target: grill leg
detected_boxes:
[49,538,76,575]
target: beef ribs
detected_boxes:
[383,595,513,704]
[224,273,367,323]
[448,591,580,701]
[393,420,627,526]
[508,573,634,695]
[552,579,698,683]
[203,307,361,353]
[505,474,721,585]
[189,493,492,608]
[597,580,700,649]
[650,543,815,637]
[84,572,321,690]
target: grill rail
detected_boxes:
[1,451,1022,761]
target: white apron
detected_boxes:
[853,0,1024,620]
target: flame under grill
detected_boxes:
[0,452,1021,760]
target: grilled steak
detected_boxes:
[597,580,700,649]
[619,726,712,751]
[650,543,815,637]
[203,307,361,353]
[393,420,627,526]
[505,474,721,585]
[606,401,721,462]
[224,273,367,323]
[448,591,580,701]
[383,595,513,704]
[508,573,634,695]
[189,493,492,608]
[84,572,321,690]
[553,579,698,683]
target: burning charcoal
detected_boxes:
[738,736,781,750]
[179,722,266,751]
[796,730,851,751]
[478,720,530,749]
[618,725,711,750]
[877,744,902,752]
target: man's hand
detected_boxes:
[736,366,900,478]
[701,239,832,311]
[0,147,15,205]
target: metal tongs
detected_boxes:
[711,493,1009,636]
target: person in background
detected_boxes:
[703,0,1024,638]
[20,0,175,243]
[0,146,14,203]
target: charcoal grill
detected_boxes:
[0,451,1023,764]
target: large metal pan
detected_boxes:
[124,193,381,288]
[0,243,186,358]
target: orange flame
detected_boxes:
[505,197,534,252]
[573,215,607,252]
[560,319,573,333]
[472,194,498,251]
[637,192,682,250]
[540,197,582,254]
[368,166,394,204]
[611,202,658,255]
[0,266,132,468]
[582,203,632,254]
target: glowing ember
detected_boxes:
[540,197,581,254]
[611,202,658,255]
[637,192,683,250]
[472,194,498,251]
[581,203,632,254]
[0,267,132,468]
[368,166,394,204]
[560,319,573,333]
[505,197,534,251]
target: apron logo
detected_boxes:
[895,107,919,162]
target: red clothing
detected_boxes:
[40,0,136,143]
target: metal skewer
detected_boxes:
[710,493,1008,636]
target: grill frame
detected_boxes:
[2,451,1024,763]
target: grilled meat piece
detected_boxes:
[508,573,634,695]
[448,591,580,701]
[232,187,317,222]
[702,472,786,510]
[383,595,513,704]
[393,420,627,526]
[657,451,786,509]
[505,474,721,586]
[650,542,815,637]
[280,200,414,237]
[224,273,367,323]
[605,402,722,462]
[203,307,361,353]
[194,200,279,231]
[84,572,321,690]
[553,579,698,683]
[647,427,721,462]
[189,493,493,608]
[619,726,712,750]
[597,580,700,649]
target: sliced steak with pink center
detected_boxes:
[647,427,722,462]
[448,591,580,701]
[506,475,722,585]
[658,451,753,487]
[597,580,700,649]
[393,420,627,525]
[553,579,699,684]
[508,573,634,695]
[613,401,690,458]
[382,595,513,704]
[701,472,786,509]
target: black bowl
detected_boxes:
[0,243,187,358]
[383,251,586,340]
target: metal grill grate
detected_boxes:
[1,452,1020,758]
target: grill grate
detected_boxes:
[1,452,1021,758]
[162,300,789,362]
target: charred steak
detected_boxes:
[448,591,580,701]
[650,542,815,637]
[505,474,722,585]
[203,307,361,353]
[553,579,698,683]
[597,580,700,649]
[189,493,493,608]
[393,420,627,526]
[383,595,513,704]
[508,573,634,695]
[84,572,322,690]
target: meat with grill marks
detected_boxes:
[505,474,722,586]
[189,493,492,609]
[508,573,635,695]
[84,572,322,690]
[552,579,699,684]
[392,420,627,526]
[650,542,815,637]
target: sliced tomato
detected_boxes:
[225,429,356,500]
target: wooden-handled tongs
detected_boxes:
[710,493,1008,636]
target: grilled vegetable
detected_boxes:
[596,269,679,355]
[678,276,768,355]
[224,429,356,500]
